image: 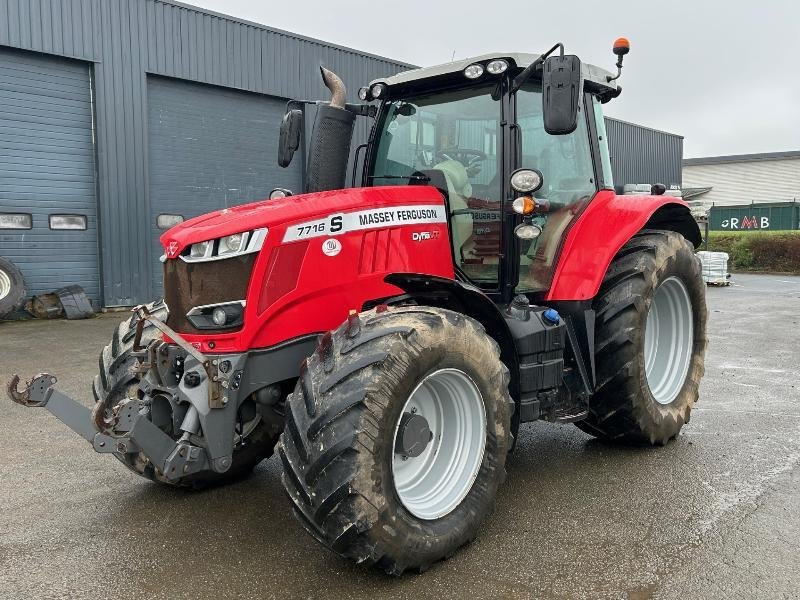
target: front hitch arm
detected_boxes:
[6,373,210,481]
[8,373,98,442]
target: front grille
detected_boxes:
[163,254,256,334]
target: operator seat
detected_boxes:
[413,161,474,261]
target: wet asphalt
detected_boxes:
[0,273,798,599]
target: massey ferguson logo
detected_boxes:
[412,230,440,242]
[166,240,180,258]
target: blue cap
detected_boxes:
[542,308,560,325]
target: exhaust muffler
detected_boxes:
[305,67,356,193]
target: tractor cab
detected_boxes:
[279,44,626,303]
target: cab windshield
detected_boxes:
[368,81,596,293]
[370,84,502,286]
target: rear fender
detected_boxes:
[546,191,701,301]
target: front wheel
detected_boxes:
[278,306,513,574]
[577,230,707,445]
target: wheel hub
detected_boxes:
[394,411,433,458]
[391,368,487,521]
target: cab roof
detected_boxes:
[369,52,617,96]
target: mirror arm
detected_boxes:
[511,42,564,94]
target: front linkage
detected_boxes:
[7,304,246,481]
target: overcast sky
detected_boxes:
[191,0,798,158]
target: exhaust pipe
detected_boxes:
[320,67,346,109]
[305,67,356,193]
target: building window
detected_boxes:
[0,213,33,229]
[49,214,88,230]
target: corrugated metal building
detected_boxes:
[0,0,683,308]
[683,151,800,212]
[0,0,410,307]
[604,117,683,191]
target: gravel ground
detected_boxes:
[0,273,798,599]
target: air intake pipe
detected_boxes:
[305,67,357,193]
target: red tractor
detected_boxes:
[9,40,707,574]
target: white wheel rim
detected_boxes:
[644,276,694,405]
[391,368,487,520]
[0,268,11,301]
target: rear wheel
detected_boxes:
[93,300,281,488]
[577,230,707,445]
[0,257,25,319]
[278,306,513,574]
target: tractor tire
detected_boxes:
[278,306,513,575]
[0,257,26,319]
[576,230,707,445]
[92,300,281,488]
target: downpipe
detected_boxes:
[6,306,244,481]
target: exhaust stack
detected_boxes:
[305,67,356,193]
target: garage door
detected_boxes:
[147,77,302,295]
[0,48,99,304]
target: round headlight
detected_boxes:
[358,86,370,101]
[514,223,542,240]
[512,196,536,215]
[510,168,543,193]
[269,188,292,200]
[486,59,509,75]
[464,64,484,79]
[212,307,227,326]
[220,233,245,254]
[370,83,386,99]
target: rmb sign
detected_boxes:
[720,216,770,230]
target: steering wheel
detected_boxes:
[439,148,487,178]
[440,148,486,165]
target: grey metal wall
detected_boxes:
[0,0,412,306]
[605,117,683,190]
[0,47,99,302]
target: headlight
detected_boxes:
[510,168,543,194]
[358,86,370,101]
[486,59,508,74]
[190,240,212,258]
[464,64,484,79]
[219,232,248,255]
[370,83,386,99]
[181,228,267,263]
[514,223,542,240]
[269,188,292,200]
[212,307,228,326]
[186,301,246,330]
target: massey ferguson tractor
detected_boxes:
[8,39,707,574]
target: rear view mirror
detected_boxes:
[542,55,583,135]
[278,109,303,168]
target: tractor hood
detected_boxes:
[160,186,445,258]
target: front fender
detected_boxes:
[546,190,701,301]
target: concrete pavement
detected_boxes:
[1,273,798,599]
